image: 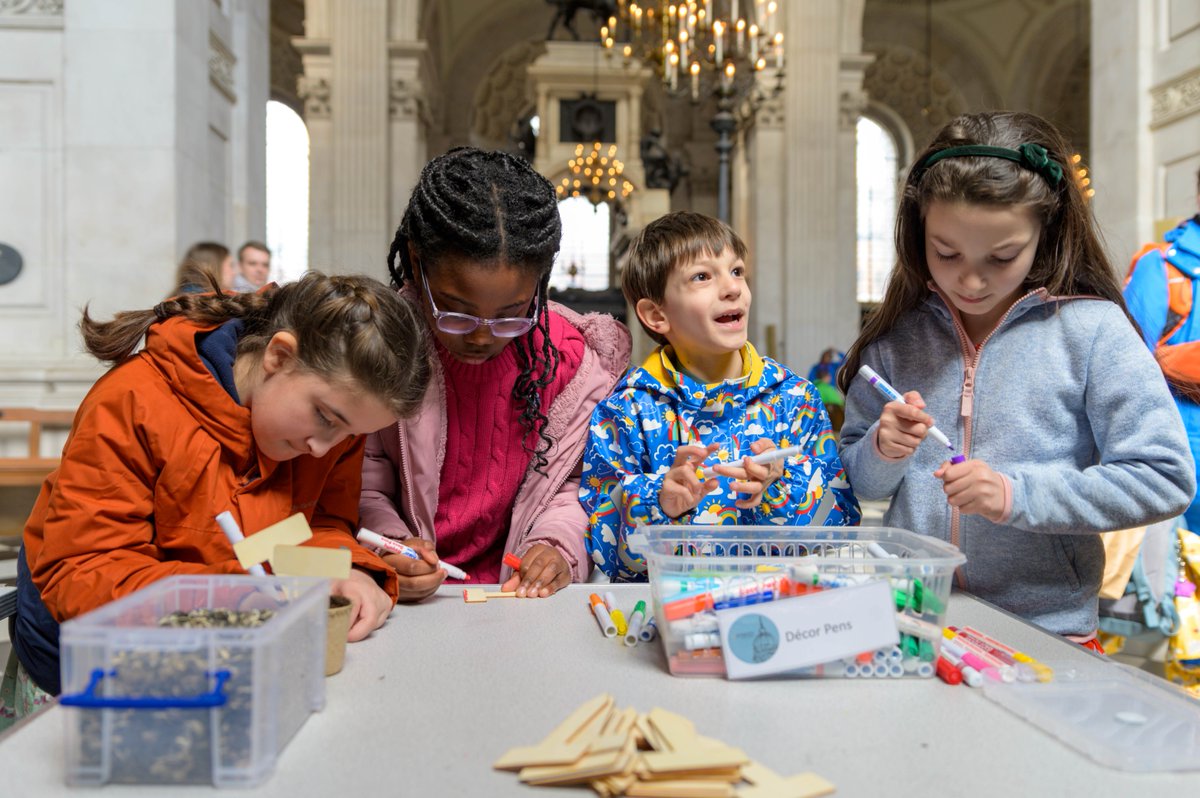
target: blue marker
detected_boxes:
[857,365,966,464]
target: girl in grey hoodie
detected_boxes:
[839,112,1195,643]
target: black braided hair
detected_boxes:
[387,147,563,475]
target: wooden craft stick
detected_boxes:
[628,780,736,797]
[641,748,750,775]
[463,588,519,603]
[493,694,613,770]
[737,772,837,798]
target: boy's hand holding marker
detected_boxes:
[860,365,1005,520]
[704,439,790,510]
[661,440,791,518]
[660,443,721,518]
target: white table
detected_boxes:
[1,584,1198,796]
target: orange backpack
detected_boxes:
[1128,243,1200,400]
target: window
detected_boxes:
[266,101,310,284]
[552,196,611,291]
[856,116,899,304]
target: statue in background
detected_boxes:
[640,128,688,194]
[545,0,618,41]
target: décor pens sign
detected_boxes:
[716,580,898,679]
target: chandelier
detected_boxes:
[600,0,783,102]
[556,142,636,207]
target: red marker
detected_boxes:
[503,552,522,570]
[935,657,963,685]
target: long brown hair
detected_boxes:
[839,111,1124,393]
[80,272,431,418]
[172,242,231,295]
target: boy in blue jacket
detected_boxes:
[581,212,860,581]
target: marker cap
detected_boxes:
[503,552,523,570]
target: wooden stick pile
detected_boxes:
[494,694,835,798]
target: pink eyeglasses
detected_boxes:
[419,269,538,338]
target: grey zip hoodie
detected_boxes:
[840,289,1195,635]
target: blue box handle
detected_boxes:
[60,668,231,710]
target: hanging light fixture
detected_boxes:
[557,142,636,207]
[598,0,784,223]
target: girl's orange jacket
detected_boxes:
[23,316,399,623]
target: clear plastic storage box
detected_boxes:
[59,575,328,787]
[628,526,966,678]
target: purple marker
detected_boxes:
[858,365,966,464]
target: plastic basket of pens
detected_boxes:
[627,526,966,679]
[58,575,327,787]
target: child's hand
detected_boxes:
[934,458,1007,522]
[500,544,570,598]
[712,439,785,509]
[331,568,394,641]
[381,538,446,603]
[877,391,938,459]
[660,443,720,519]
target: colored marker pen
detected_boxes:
[697,445,804,481]
[940,645,983,687]
[955,626,1045,683]
[624,600,647,646]
[356,528,469,580]
[663,573,795,621]
[503,552,523,571]
[945,627,1017,682]
[639,615,659,642]
[935,656,963,686]
[857,365,966,464]
[215,512,268,577]
[589,593,618,638]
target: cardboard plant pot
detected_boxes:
[325,595,353,676]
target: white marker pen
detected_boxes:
[356,528,469,580]
[858,365,966,464]
[698,444,804,481]
[215,511,268,576]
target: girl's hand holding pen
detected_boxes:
[382,537,445,603]
[660,443,720,519]
[876,390,941,459]
[934,457,1007,522]
[710,439,785,509]
[500,544,570,598]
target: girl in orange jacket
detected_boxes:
[3,272,429,719]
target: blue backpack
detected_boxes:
[1098,517,1182,638]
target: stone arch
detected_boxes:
[862,43,970,152]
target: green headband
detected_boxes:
[912,143,1064,188]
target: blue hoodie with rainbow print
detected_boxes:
[581,342,861,581]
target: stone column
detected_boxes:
[230,0,270,248]
[781,1,863,372]
[1089,0,1154,266]
[298,0,427,277]
[0,0,268,407]
[744,94,787,362]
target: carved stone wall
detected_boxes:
[470,40,545,146]
[862,44,967,153]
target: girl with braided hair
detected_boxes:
[3,273,430,723]
[360,147,631,601]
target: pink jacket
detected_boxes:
[360,302,631,583]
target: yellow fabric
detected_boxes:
[1099,526,1147,600]
[639,342,765,389]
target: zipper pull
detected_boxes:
[961,365,976,419]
